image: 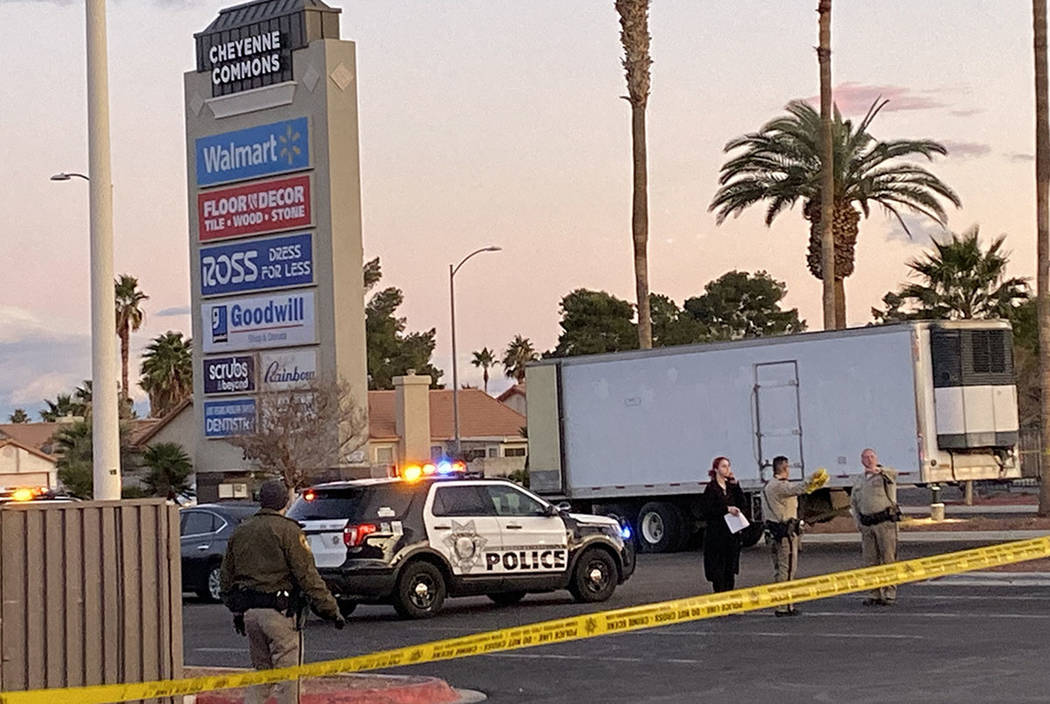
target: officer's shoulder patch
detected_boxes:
[299,533,312,553]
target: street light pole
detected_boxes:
[449,246,502,456]
[86,0,121,500]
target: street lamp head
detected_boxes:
[484,246,502,252]
[50,172,89,182]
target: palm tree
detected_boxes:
[471,347,498,393]
[140,331,193,417]
[8,409,30,423]
[115,275,149,402]
[502,335,538,385]
[873,227,1029,321]
[39,393,87,422]
[75,380,92,405]
[616,0,654,349]
[710,100,961,327]
[817,0,835,328]
[54,420,93,498]
[141,442,193,497]
[1033,0,1050,515]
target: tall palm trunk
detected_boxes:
[119,326,130,403]
[483,367,490,394]
[631,101,652,349]
[617,0,653,349]
[805,199,858,329]
[1034,0,1050,515]
[817,0,837,329]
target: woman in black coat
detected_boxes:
[701,456,748,592]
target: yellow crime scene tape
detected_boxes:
[2,535,1048,704]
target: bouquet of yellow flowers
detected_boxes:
[805,467,829,493]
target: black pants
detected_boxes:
[710,569,736,593]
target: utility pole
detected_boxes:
[87,0,122,499]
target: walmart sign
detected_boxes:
[195,117,309,187]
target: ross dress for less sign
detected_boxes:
[199,232,313,297]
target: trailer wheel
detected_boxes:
[635,502,684,553]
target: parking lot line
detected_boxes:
[773,610,1050,619]
[486,653,645,663]
[646,630,924,640]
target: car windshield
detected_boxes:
[287,487,367,521]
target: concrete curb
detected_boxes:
[185,667,485,704]
[804,530,1050,544]
[901,504,1037,515]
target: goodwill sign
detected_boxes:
[199,232,313,296]
[202,290,316,353]
[195,117,309,187]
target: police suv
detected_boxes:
[286,467,636,619]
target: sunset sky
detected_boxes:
[0,0,1039,421]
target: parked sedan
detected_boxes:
[180,503,257,601]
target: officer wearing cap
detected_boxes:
[761,457,828,617]
[850,448,901,606]
[220,480,345,704]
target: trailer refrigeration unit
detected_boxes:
[525,321,1020,553]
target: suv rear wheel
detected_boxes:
[569,548,617,603]
[393,561,446,619]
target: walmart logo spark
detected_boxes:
[279,123,302,165]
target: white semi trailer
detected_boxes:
[525,321,1020,552]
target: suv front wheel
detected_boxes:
[393,561,447,619]
[569,548,617,603]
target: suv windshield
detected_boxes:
[287,487,367,521]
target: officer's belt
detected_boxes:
[230,588,293,613]
[764,518,800,541]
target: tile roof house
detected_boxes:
[0,438,58,489]
[367,388,525,441]
[130,378,528,502]
[496,383,527,417]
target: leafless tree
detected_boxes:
[227,377,367,492]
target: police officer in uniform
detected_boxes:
[220,480,345,704]
[850,448,901,606]
[761,457,827,616]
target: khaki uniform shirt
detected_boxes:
[220,509,340,620]
[850,468,899,525]
[761,477,807,523]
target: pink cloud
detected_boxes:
[804,82,946,115]
[940,140,991,158]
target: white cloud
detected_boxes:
[0,304,73,344]
[8,372,84,407]
[156,305,191,317]
[884,214,950,245]
[0,305,90,418]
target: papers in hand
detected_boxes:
[724,511,750,534]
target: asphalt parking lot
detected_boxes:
[184,540,1050,703]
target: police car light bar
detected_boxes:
[400,460,468,482]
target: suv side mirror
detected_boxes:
[556,501,572,513]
